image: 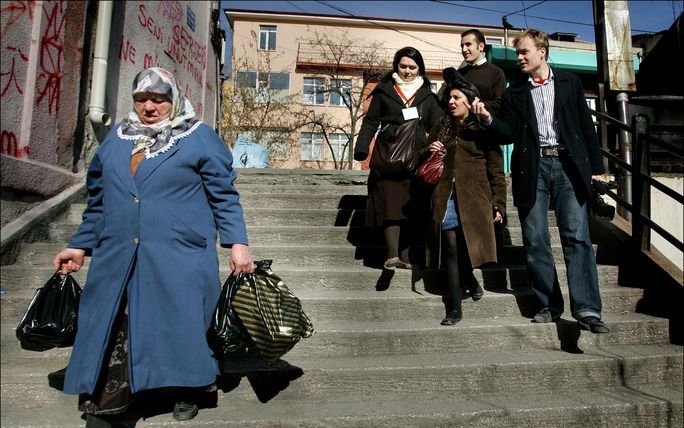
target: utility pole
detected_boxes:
[592,0,637,221]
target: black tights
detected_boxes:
[443,228,462,313]
[384,225,409,261]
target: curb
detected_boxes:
[1,180,87,265]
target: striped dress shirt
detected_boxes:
[529,69,560,148]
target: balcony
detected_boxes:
[296,41,463,76]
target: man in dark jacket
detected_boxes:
[470,29,609,334]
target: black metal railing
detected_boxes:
[591,109,684,257]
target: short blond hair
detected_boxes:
[514,29,549,60]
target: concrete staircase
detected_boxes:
[1,169,682,427]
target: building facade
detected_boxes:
[225,9,624,171]
[225,9,516,170]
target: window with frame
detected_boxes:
[327,133,349,161]
[235,71,290,102]
[330,79,352,107]
[487,38,503,46]
[300,132,324,160]
[303,78,325,105]
[259,25,277,51]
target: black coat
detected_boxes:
[489,68,605,208]
[354,81,441,160]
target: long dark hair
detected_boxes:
[439,78,480,112]
[381,46,431,88]
[438,78,482,140]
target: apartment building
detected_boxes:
[225,9,518,170]
[224,8,623,170]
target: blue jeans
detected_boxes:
[518,157,602,320]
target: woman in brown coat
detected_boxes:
[425,78,506,325]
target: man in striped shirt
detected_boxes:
[470,29,609,334]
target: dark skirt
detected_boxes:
[78,312,132,416]
[365,170,416,227]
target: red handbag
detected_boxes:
[416,149,446,185]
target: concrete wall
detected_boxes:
[108,1,219,128]
[1,0,223,206]
[1,0,88,197]
[651,176,683,271]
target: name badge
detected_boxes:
[402,107,419,121]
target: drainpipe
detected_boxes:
[88,1,113,127]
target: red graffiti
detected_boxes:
[157,0,182,22]
[1,46,28,97]
[1,130,29,157]
[119,35,137,65]
[35,1,65,115]
[143,52,160,69]
[138,4,164,44]
[0,0,35,33]
[167,24,206,86]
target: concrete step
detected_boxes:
[235,183,369,195]
[47,223,557,248]
[0,278,642,324]
[0,377,680,427]
[63,205,546,229]
[0,264,623,296]
[13,243,590,270]
[234,169,370,186]
[0,312,670,361]
[4,344,681,400]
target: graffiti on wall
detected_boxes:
[1,130,29,157]
[136,3,207,86]
[1,0,70,158]
[1,46,27,96]
[36,0,65,115]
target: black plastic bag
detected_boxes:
[206,271,252,362]
[16,272,82,351]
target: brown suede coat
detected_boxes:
[425,119,507,268]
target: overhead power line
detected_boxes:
[430,0,659,34]
[315,0,458,53]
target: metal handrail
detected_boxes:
[591,110,684,258]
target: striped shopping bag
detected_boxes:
[232,260,315,363]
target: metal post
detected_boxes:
[631,113,650,253]
[616,92,632,221]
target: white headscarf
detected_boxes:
[119,67,198,158]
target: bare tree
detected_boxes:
[224,28,391,169]
[299,29,391,169]
[222,33,301,161]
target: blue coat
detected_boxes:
[63,122,248,394]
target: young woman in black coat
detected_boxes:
[354,47,441,269]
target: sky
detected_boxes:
[220,0,682,73]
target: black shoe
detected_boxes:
[470,284,484,301]
[578,316,610,334]
[173,402,198,421]
[440,311,462,326]
[531,308,560,323]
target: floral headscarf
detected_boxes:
[118,67,198,159]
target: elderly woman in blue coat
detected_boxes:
[53,67,254,425]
